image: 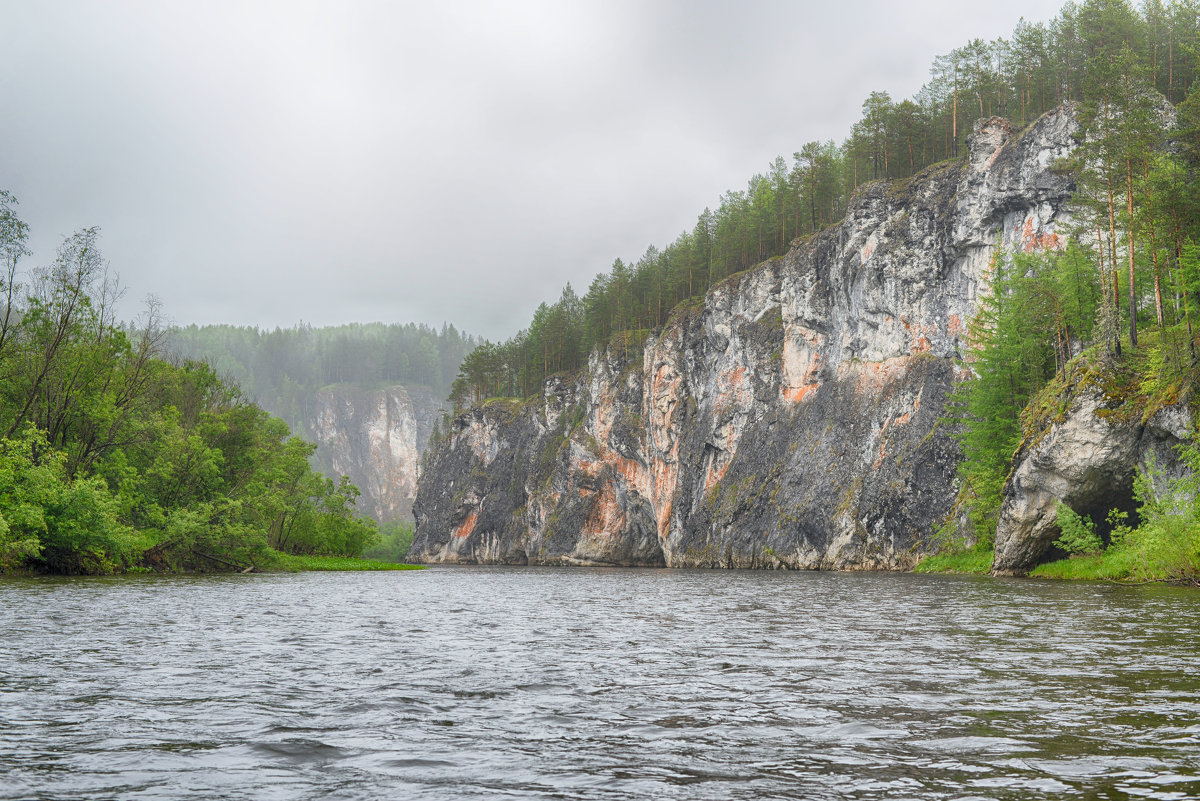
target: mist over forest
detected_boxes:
[165,323,476,435]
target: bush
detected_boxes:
[362,520,416,563]
[1054,502,1103,555]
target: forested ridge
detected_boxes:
[450,0,1200,410]
[167,322,476,437]
[0,203,382,574]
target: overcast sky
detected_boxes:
[3,0,1067,341]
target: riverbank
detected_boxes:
[0,553,426,576]
[915,546,1200,585]
[269,554,425,571]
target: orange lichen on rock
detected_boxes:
[781,327,825,404]
[651,457,677,539]
[703,459,730,494]
[948,313,965,338]
[900,314,937,354]
[782,384,819,403]
[714,366,751,413]
[872,444,887,470]
[453,509,479,539]
[871,418,891,470]
[574,456,600,476]
[1018,217,1064,252]
[839,356,911,397]
[581,481,624,539]
[614,455,641,486]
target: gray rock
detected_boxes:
[310,384,444,522]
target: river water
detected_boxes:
[2,568,1199,800]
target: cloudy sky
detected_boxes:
[3,0,1066,341]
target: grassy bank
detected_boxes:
[913,549,993,575]
[268,553,425,572]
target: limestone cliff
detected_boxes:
[411,108,1079,567]
[309,385,443,522]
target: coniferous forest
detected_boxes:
[451,0,1200,411]
[167,322,476,436]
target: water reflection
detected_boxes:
[1,569,1198,799]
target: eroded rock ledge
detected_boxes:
[411,108,1079,568]
[992,360,1193,576]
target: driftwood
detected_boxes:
[190,549,258,573]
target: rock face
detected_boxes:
[310,385,443,522]
[992,371,1193,575]
[411,108,1079,567]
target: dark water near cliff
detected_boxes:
[3,568,1200,800]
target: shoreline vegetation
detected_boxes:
[0,197,415,577]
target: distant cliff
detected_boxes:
[411,108,1080,567]
[308,385,443,522]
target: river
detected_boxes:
[2,568,1199,800]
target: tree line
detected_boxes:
[450,0,1200,410]
[168,321,476,436]
[0,195,380,574]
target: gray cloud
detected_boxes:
[3,0,1066,340]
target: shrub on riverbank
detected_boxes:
[0,197,381,575]
[362,520,415,563]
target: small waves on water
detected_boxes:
[2,568,1199,800]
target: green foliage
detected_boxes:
[913,548,994,574]
[1117,444,1200,581]
[361,520,415,563]
[0,425,138,573]
[1054,502,1103,555]
[0,209,382,574]
[1028,552,1137,580]
[950,247,1099,540]
[1033,441,1200,583]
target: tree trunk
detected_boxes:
[1127,158,1137,349]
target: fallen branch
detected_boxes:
[190,549,257,573]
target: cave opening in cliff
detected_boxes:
[1045,480,1141,563]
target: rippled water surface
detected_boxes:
[3,568,1200,800]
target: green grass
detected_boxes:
[913,549,994,574]
[269,553,425,572]
[1028,554,1113,580]
[1029,544,1177,582]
